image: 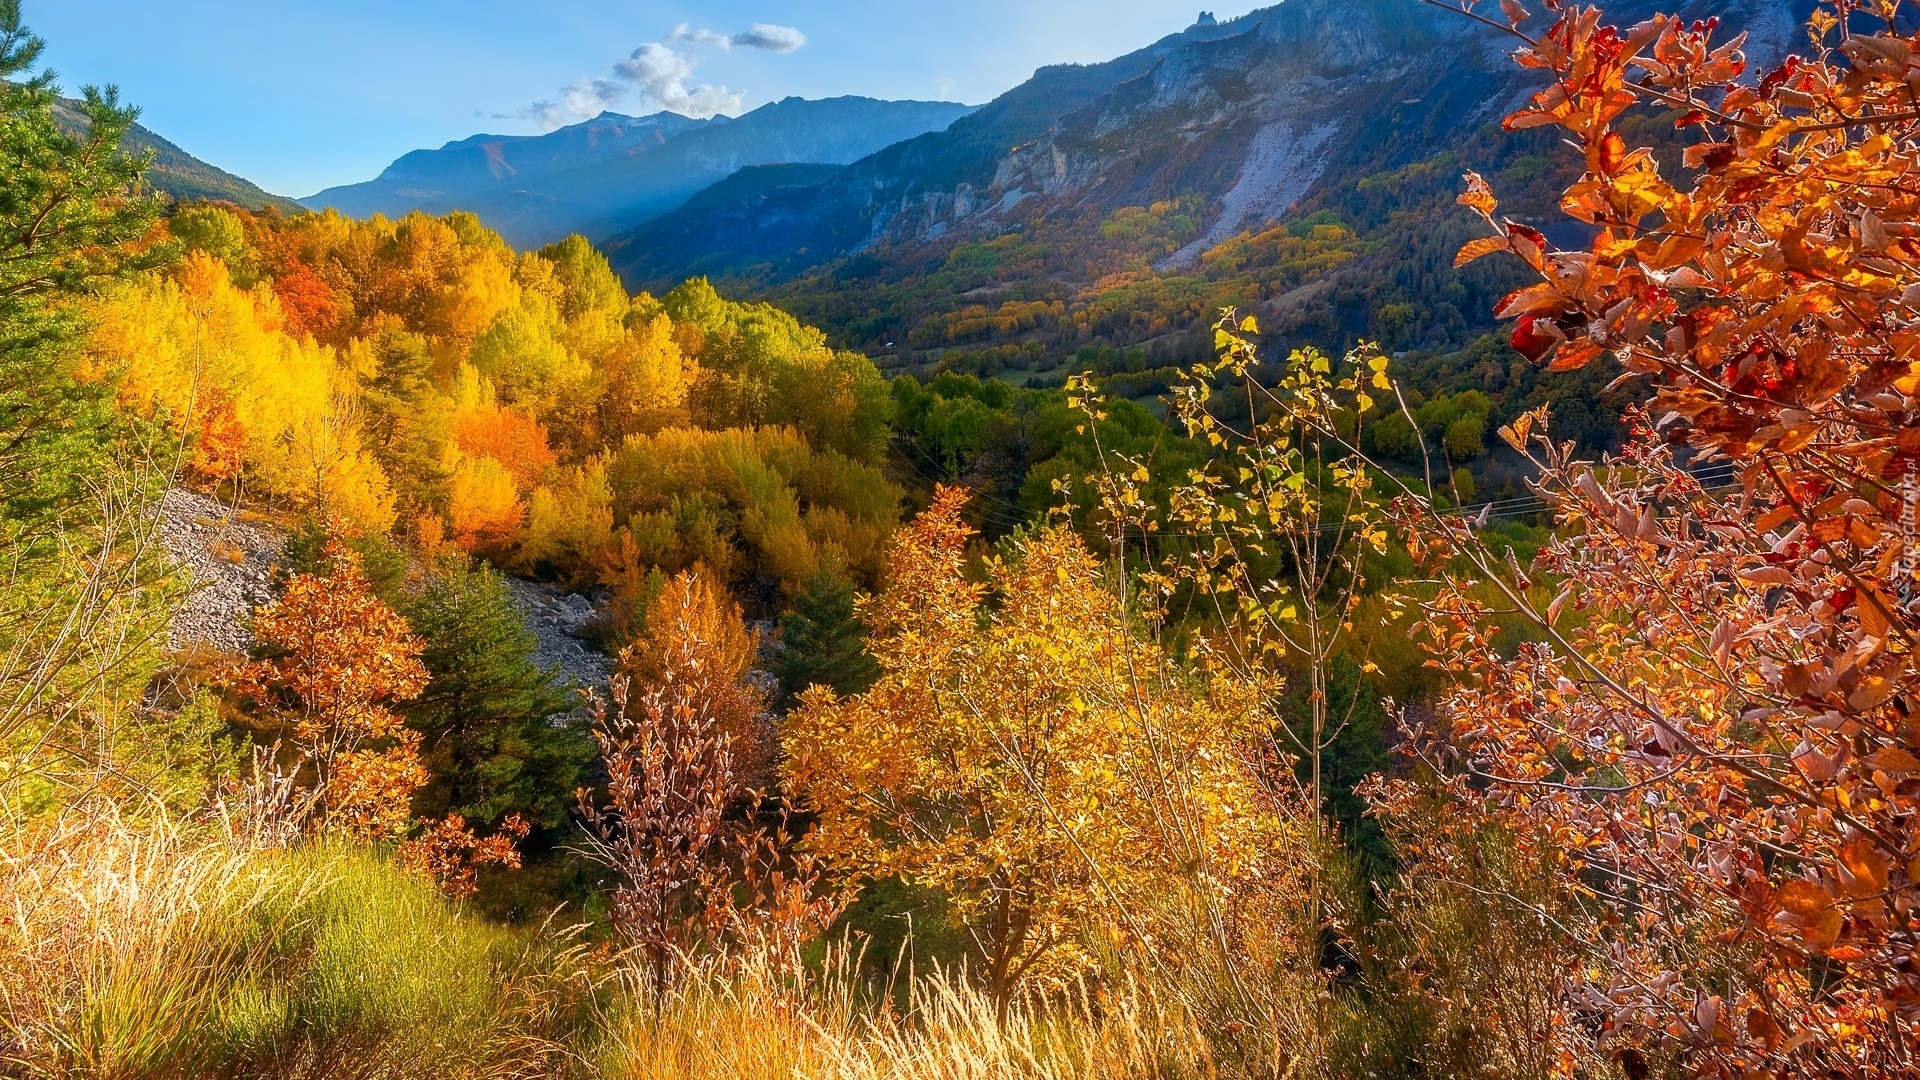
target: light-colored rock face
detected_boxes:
[859,0,1461,254]
[848,0,1805,263]
[1165,119,1338,268]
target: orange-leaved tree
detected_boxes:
[617,567,770,788]
[394,812,530,901]
[783,488,1294,1019]
[233,544,429,840]
[231,545,523,896]
[1393,0,1920,1073]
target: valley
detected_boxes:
[4,0,1912,1077]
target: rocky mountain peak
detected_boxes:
[605,0,1812,291]
[305,97,974,248]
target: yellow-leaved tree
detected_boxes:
[84,252,395,531]
[783,487,1298,1017]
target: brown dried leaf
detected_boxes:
[1864,747,1920,774]
[1459,172,1498,217]
[1456,235,1512,268]
[1710,618,1735,668]
[1859,588,1894,640]
[1737,566,1795,587]
[1547,586,1574,626]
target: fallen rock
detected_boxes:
[502,577,613,706]
[158,490,615,716]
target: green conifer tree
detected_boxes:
[774,570,880,708]
[401,554,592,832]
[0,2,165,526]
[0,1,171,743]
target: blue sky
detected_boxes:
[32,1,1257,199]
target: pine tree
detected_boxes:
[0,1,170,743]
[400,553,591,832]
[0,2,165,527]
[357,323,448,517]
[774,570,880,708]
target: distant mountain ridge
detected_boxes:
[54,99,299,213]
[303,97,977,249]
[605,0,1813,295]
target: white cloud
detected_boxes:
[668,24,734,48]
[611,42,743,119]
[509,77,628,128]
[566,77,629,116]
[611,42,695,92]
[669,22,808,53]
[519,22,806,130]
[731,24,807,53]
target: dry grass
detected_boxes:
[211,539,248,567]
[0,810,588,1079]
[594,948,1217,1080]
[0,807,1576,1080]
[0,809,1227,1080]
[0,810,297,1078]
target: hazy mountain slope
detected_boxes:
[303,111,707,235]
[603,24,1227,285]
[608,163,847,282]
[605,0,1811,381]
[608,0,1810,293]
[304,97,976,248]
[54,99,299,213]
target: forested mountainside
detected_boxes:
[303,97,976,248]
[20,0,1920,1075]
[53,97,300,212]
[608,0,1813,431]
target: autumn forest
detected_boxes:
[7,0,1920,1077]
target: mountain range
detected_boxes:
[605,0,1813,294]
[107,0,1815,389]
[300,97,976,249]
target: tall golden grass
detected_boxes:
[595,949,1217,1080]
[0,807,1592,1079]
[0,810,585,1079]
[0,811,1229,1080]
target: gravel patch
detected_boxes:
[157,489,285,655]
[158,490,616,713]
[502,577,614,704]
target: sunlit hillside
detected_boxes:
[5,0,1918,1077]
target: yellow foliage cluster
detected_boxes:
[82,206,900,611]
[87,252,397,531]
[784,488,1296,1007]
